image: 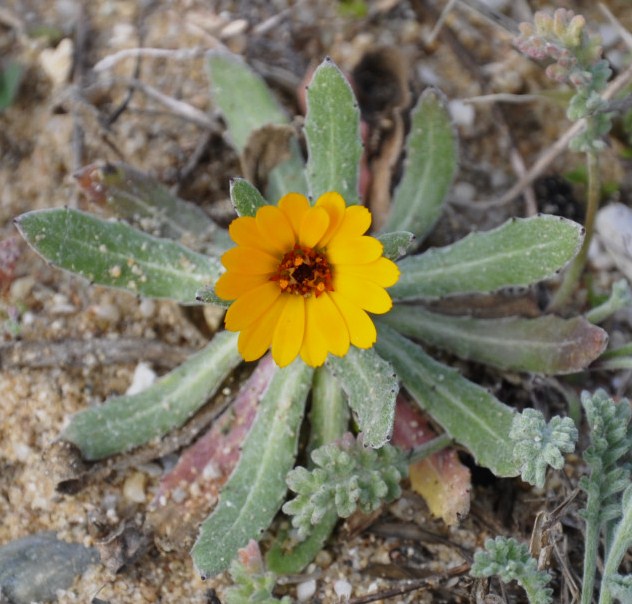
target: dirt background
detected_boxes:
[2,1,632,602]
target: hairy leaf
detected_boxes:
[266,367,347,575]
[16,208,220,304]
[391,216,584,300]
[62,331,241,460]
[230,177,268,217]
[377,231,415,261]
[207,51,306,200]
[382,306,608,374]
[192,360,313,578]
[383,89,457,242]
[376,324,519,477]
[74,162,229,253]
[327,347,397,448]
[305,58,363,203]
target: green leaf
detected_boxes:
[391,215,584,300]
[381,306,608,374]
[305,58,363,203]
[383,89,457,242]
[308,366,349,453]
[206,51,306,200]
[266,512,338,575]
[327,347,397,448]
[74,162,229,253]
[15,208,220,304]
[195,284,230,308]
[377,231,415,261]
[192,360,313,578]
[266,367,347,575]
[0,60,22,111]
[61,331,241,460]
[375,325,519,477]
[509,410,578,488]
[230,177,268,217]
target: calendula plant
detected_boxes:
[14,52,607,583]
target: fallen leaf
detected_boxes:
[392,395,471,525]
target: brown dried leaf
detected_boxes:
[241,123,294,193]
[352,47,411,228]
[96,518,153,574]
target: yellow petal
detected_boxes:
[299,207,330,248]
[300,300,329,367]
[328,205,371,244]
[225,281,281,331]
[310,293,350,357]
[222,247,279,275]
[334,273,393,314]
[215,271,268,300]
[271,294,306,367]
[279,193,310,236]
[315,192,346,246]
[238,297,287,361]
[228,217,279,257]
[256,205,296,254]
[335,257,400,288]
[327,236,383,264]
[329,291,377,348]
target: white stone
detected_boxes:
[126,362,157,395]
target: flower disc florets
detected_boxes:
[271,244,333,297]
[214,192,399,368]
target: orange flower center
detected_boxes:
[270,244,334,297]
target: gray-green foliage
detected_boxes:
[15,208,220,304]
[225,556,290,604]
[0,60,21,110]
[376,231,415,261]
[509,409,578,488]
[207,51,307,199]
[471,537,553,604]
[391,216,584,300]
[579,390,632,604]
[192,361,313,578]
[327,347,398,448]
[62,331,241,459]
[383,88,457,242]
[75,162,228,251]
[376,324,519,477]
[304,58,363,204]
[283,433,407,540]
[381,307,606,375]
[515,8,612,153]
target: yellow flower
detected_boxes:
[215,192,399,367]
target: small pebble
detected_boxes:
[126,362,157,395]
[448,99,475,128]
[139,298,156,318]
[334,579,352,601]
[296,578,316,601]
[221,19,248,38]
[123,472,147,503]
[9,276,35,303]
[452,181,476,204]
[39,38,74,87]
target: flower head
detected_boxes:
[215,192,399,367]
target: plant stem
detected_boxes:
[407,433,453,464]
[598,490,632,604]
[581,496,600,604]
[548,149,600,312]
